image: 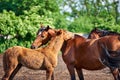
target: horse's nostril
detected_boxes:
[31,45,36,49]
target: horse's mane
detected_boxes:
[105,30,120,35]
[37,26,52,35]
[91,28,120,36]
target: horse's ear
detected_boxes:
[95,28,101,33]
[95,27,99,31]
[46,25,50,30]
[56,30,62,35]
[94,27,97,30]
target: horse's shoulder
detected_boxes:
[85,38,97,43]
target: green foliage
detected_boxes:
[0,10,54,38]
[93,15,120,32]
[68,16,94,33]
[0,0,59,15]
[0,10,55,53]
[68,14,120,33]
[0,0,62,53]
[53,13,69,30]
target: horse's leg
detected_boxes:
[76,68,84,80]
[110,68,120,80]
[51,72,54,80]
[118,69,120,80]
[2,56,19,80]
[2,68,14,80]
[46,68,54,80]
[44,58,54,80]
[9,64,22,80]
[67,65,76,80]
[2,63,18,80]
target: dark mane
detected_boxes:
[37,27,46,35]
[104,30,120,36]
[37,25,51,35]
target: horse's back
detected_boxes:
[74,34,86,46]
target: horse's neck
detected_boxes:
[46,36,57,49]
[61,34,86,54]
[53,36,64,53]
[46,35,64,54]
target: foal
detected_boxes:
[31,26,120,80]
[2,29,73,80]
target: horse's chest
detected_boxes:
[47,55,58,67]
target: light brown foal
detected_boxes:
[2,29,73,80]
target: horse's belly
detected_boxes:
[82,64,105,70]
[76,59,106,70]
[20,56,45,69]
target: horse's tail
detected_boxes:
[101,44,120,68]
[3,47,12,71]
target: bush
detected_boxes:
[93,15,120,32]
[0,10,55,53]
[68,15,94,33]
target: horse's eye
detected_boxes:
[41,35,45,38]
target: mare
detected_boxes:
[31,26,120,80]
[88,28,120,79]
[2,29,73,80]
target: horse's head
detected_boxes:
[31,25,57,49]
[31,25,74,49]
[88,28,110,39]
[88,28,120,39]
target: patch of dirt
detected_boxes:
[0,54,114,80]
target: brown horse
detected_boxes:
[2,29,73,80]
[88,28,120,79]
[31,26,120,80]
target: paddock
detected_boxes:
[0,54,113,80]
